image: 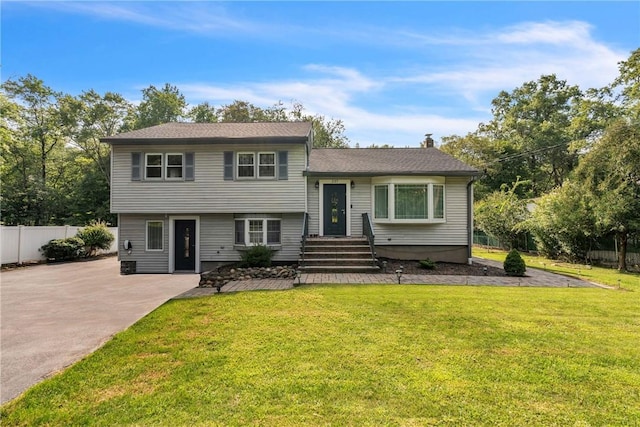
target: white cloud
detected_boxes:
[31,2,624,146]
[22,1,262,34]
[392,21,626,105]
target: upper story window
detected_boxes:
[145,154,163,179]
[165,154,184,179]
[237,153,255,178]
[237,152,276,179]
[132,152,194,182]
[372,177,445,223]
[224,151,288,181]
[258,153,276,178]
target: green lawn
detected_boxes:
[2,285,640,426]
[474,246,640,292]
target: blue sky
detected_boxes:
[2,1,639,147]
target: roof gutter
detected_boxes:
[303,171,479,177]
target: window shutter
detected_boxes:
[224,151,234,180]
[185,152,195,181]
[277,151,288,180]
[131,152,141,181]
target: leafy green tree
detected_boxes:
[526,180,596,261]
[60,90,132,184]
[131,83,187,129]
[574,119,640,271]
[613,48,640,120]
[440,133,529,200]
[480,75,583,196]
[217,100,271,122]
[474,179,530,249]
[214,99,350,147]
[188,101,218,123]
[1,75,70,225]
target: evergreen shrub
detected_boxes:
[240,245,273,267]
[40,237,86,261]
[504,249,527,276]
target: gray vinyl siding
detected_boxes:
[199,212,303,264]
[349,177,370,236]
[118,214,169,273]
[307,180,320,235]
[306,176,470,245]
[111,143,306,214]
[274,213,304,262]
[200,214,237,263]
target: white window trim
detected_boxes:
[165,153,184,180]
[371,176,446,224]
[168,215,200,273]
[145,220,164,251]
[257,151,276,179]
[235,217,282,246]
[237,152,255,179]
[145,153,163,180]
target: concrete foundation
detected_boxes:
[375,245,468,264]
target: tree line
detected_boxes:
[0,80,349,227]
[2,49,638,269]
[444,49,639,270]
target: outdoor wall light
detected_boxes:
[350,180,355,189]
[395,266,403,284]
[483,266,488,276]
[315,181,319,189]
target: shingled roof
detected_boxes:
[101,122,313,143]
[308,148,479,176]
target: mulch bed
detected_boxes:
[379,258,507,276]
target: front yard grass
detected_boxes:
[2,285,640,426]
[474,246,640,292]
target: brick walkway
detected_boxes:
[175,259,609,298]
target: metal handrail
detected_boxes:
[300,212,309,266]
[362,213,376,265]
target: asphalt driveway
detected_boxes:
[0,256,198,404]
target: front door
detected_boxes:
[323,184,347,236]
[175,220,196,271]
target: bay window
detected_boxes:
[372,177,445,223]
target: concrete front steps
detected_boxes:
[299,237,380,273]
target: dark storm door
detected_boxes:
[323,184,347,236]
[175,220,196,271]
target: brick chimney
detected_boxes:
[424,133,434,148]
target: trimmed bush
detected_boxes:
[504,249,526,276]
[419,258,436,270]
[240,245,273,268]
[76,221,114,256]
[40,237,86,261]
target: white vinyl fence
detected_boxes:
[1,226,118,265]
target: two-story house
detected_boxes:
[102,122,479,274]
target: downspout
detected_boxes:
[466,176,476,265]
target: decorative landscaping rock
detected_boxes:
[199,265,298,288]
